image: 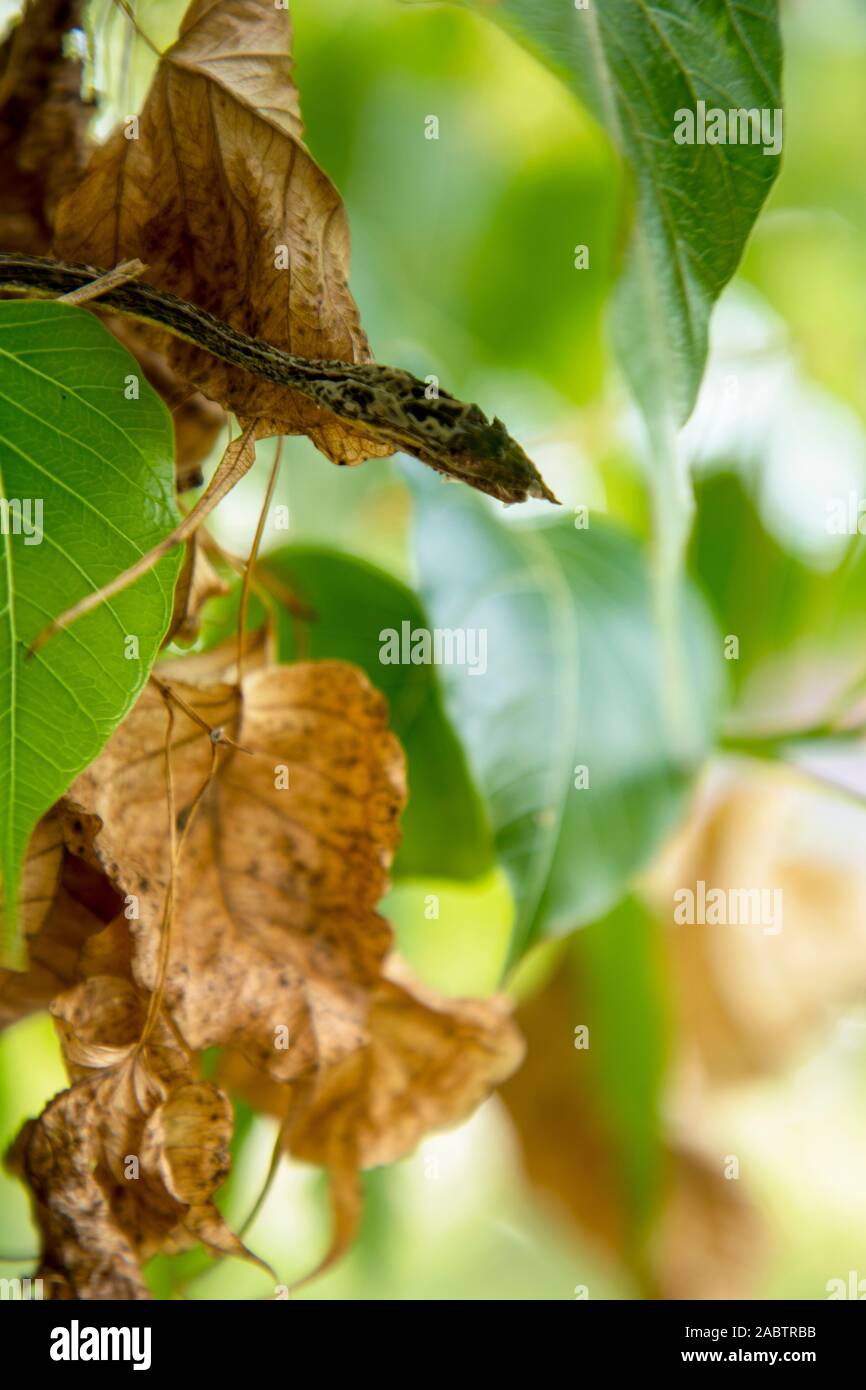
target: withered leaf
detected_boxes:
[500,960,763,1299]
[63,661,406,1081]
[223,957,525,1272]
[54,0,390,465]
[9,973,255,1298]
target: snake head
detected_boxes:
[414,403,559,506]
[489,416,559,505]
[329,362,559,505]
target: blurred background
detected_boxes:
[2,0,866,1299]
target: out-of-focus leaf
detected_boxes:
[459,0,783,431]
[571,897,669,1241]
[0,302,181,966]
[690,470,866,719]
[0,0,94,252]
[411,476,720,963]
[293,0,617,400]
[502,916,764,1298]
[646,765,866,1081]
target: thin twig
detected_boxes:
[149,674,251,753]
[27,423,259,657]
[137,688,222,1051]
[57,259,146,306]
[199,530,316,623]
[237,439,283,685]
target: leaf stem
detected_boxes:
[237,438,283,685]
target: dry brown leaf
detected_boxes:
[9,974,254,1298]
[0,0,94,252]
[63,661,406,1082]
[223,956,525,1272]
[54,0,390,465]
[650,1145,764,1302]
[500,960,764,1300]
[9,1087,152,1300]
[139,1081,241,1258]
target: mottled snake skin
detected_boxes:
[0,254,557,506]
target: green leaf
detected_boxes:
[460,0,783,429]
[200,545,494,882]
[0,302,182,964]
[410,475,721,964]
[567,897,670,1252]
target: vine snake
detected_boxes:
[0,253,557,507]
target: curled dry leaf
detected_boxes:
[223,956,525,1272]
[0,0,94,252]
[9,974,253,1299]
[54,0,391,466]
[63,661,406,1081]
[500,961,764,1300]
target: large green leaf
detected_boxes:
[0,302,182,963]
[199,545,494,882]
[410,475,720,963]
[460,0,783,430]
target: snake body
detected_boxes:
[0,253,556,506]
